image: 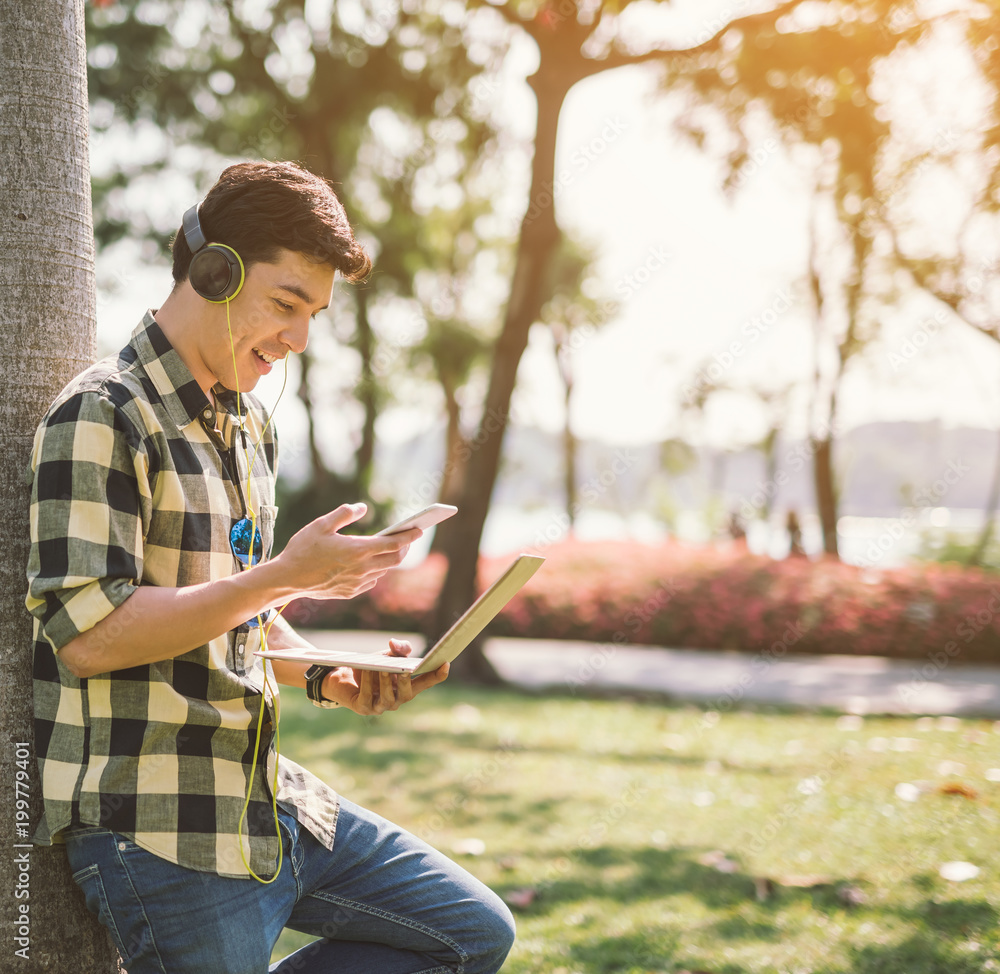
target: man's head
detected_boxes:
[158,161,371,396]
[171,161,371,287]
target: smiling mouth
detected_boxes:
[253,348,281,365]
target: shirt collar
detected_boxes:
[130,310,247,433]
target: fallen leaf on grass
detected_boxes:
[504,887,537,909]
[451,838,486,856]
[836,883,867,907]
[940,861,980,882]
[938,782,979,800]
[776,874,837,887]
[696,850,739,873]
[753,874,865,906]
[753,877,775,902]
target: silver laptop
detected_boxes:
[256,553,545,676]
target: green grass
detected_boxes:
[269,685,1000,973]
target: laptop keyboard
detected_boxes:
[264,648,423,670]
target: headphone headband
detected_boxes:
[182,203,208,254]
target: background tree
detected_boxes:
[0,0,119,968]
[432,0,812,681]
[660,0,927,557]
[85,0,507,545]
[538,238,611,532]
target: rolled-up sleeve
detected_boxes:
[26,389,149,653]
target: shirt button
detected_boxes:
[202,409,213,420]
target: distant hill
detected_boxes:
[369,419,998,519]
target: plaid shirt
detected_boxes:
[26,311,339,879]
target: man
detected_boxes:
[26,161,515,974]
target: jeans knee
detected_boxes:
[467,896,515,974]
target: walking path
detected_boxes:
[303,630,1000,718]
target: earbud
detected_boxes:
[182,203,245,303]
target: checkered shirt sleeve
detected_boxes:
[26,384,147,652]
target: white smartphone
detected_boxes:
[374,503,458,537]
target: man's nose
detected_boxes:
[282,315,310,355]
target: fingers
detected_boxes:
[379,669,396,711]
[387,638,412,657]
[380,526,422,547]
[347,657,448,717]
[409,662,450,696]
[353,666,377,714]
[322,502,368,532]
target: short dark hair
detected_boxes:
[171,161,372,285]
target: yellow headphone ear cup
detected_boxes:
[190,243,245,303]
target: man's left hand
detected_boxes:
[329,638,449,716]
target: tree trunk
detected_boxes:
[430,68,569,682]
[555,335,577,531]
[296,348,330,489]
[353,286,377,498]
[563,379,578,532]
[0,0,120,969]
[812,435,840,557]
[430,376,468,554]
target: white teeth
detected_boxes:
[254,348,279,365]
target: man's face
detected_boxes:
[200,248,335,394]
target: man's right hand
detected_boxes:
[270,502,422,601]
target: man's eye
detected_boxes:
[275,299,293,312]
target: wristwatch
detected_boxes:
[304,665,339,709]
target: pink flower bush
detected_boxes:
[283,539,1000,663]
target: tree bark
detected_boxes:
[0,0,120,969]
[353,287,377,499]
[554,334,578,531]
[812,436,840,557]
[430,66,569,682]
[430,375,469,554]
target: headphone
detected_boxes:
[182,203,246,303]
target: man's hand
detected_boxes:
[327,638,450,716]
[271,503,420,602]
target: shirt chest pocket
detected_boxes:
[257,505,278,561]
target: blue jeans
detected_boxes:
[64,798,515,974]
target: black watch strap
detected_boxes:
[304,664,339,709]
